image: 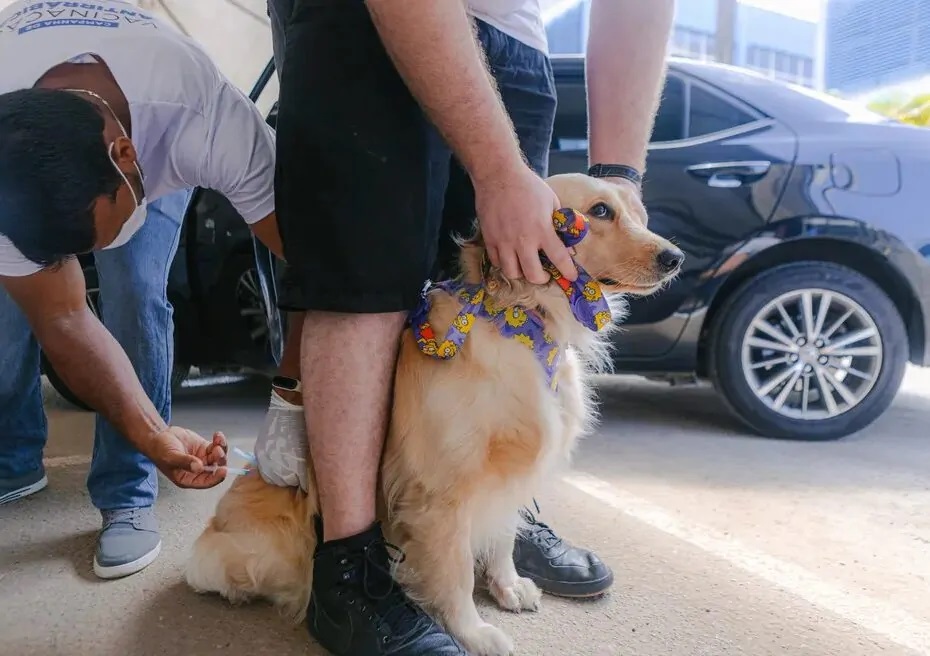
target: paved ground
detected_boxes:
[3,368,930,656]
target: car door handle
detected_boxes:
[686,161,772,188]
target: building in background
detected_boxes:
[825,0,930,96]
[546,0,819,88]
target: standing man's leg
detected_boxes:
[87,188,189,579]
[435,20,615,600]
[275,4,464,654]
[0,285,49,505]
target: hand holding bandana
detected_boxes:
[410,208,612,390]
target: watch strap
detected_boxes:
[587,164,642,186]
[272,376,302,393]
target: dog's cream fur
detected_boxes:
[184,174,680,656]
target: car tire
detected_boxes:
[709,261,908,441]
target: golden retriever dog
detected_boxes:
[184,173,683,655]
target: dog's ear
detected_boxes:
[455,220,544,304]
[453,219,485,282]
[454,218,483,249]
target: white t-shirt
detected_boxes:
[0,0,276,277]
[468,0,548,55]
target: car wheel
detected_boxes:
[44,347,190,413]
[709,261,908,441]
[41,267,190,411]
[213,252,270,354]
[234,261,270,348]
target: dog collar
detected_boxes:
[409,208,612,390]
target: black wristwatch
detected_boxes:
[587,164,642,187]
[272,376,302,393]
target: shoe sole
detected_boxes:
[517,569,615,599]
[93,539,162,580]
[0,474,48,506]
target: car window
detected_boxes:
[688,84,756,138]
[550,77,589,151]
[651,76,687,143]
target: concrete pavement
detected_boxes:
[2,370,930,656]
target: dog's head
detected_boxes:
[455,172,682,354]
[545,173,683,296]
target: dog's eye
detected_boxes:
[588,202,614,220]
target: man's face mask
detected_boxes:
[103,127,147,250]
[65,88,147,250]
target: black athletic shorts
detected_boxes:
[275,0,451,313]
[274,3,556,313]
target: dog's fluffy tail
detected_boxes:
[185,516,313,623]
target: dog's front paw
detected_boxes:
[458,623,515,656]
[490,576,542,613]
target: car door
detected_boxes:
[549,65,798,361]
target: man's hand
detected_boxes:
[475,165,577,284]
[149,428,229,489]
[3,261,233,492]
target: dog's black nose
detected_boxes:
[656,248,684,272]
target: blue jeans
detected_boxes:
[435,19,557,277]
[0,189,192,511]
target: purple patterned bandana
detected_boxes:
[410,208,612,390]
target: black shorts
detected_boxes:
[275,0,451,313]
[275,5,556,313]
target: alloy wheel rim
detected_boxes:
[236,267,269,345]
[740,288,883,420]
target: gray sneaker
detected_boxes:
[93,507,162,580]
[0,467,48,505]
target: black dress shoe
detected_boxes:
[307,521,467,655]
[513,503,614,598]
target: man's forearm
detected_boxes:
[365,0,524,184]
[586,0,676,173]
[251,212,284,260]
[37,308,168,455]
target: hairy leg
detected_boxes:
[300,310,407,542]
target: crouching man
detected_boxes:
[0,0,282,579]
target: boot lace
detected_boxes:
[335,537,436,650]
[519,500,563,550]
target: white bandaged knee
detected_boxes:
[253,389,309,492]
